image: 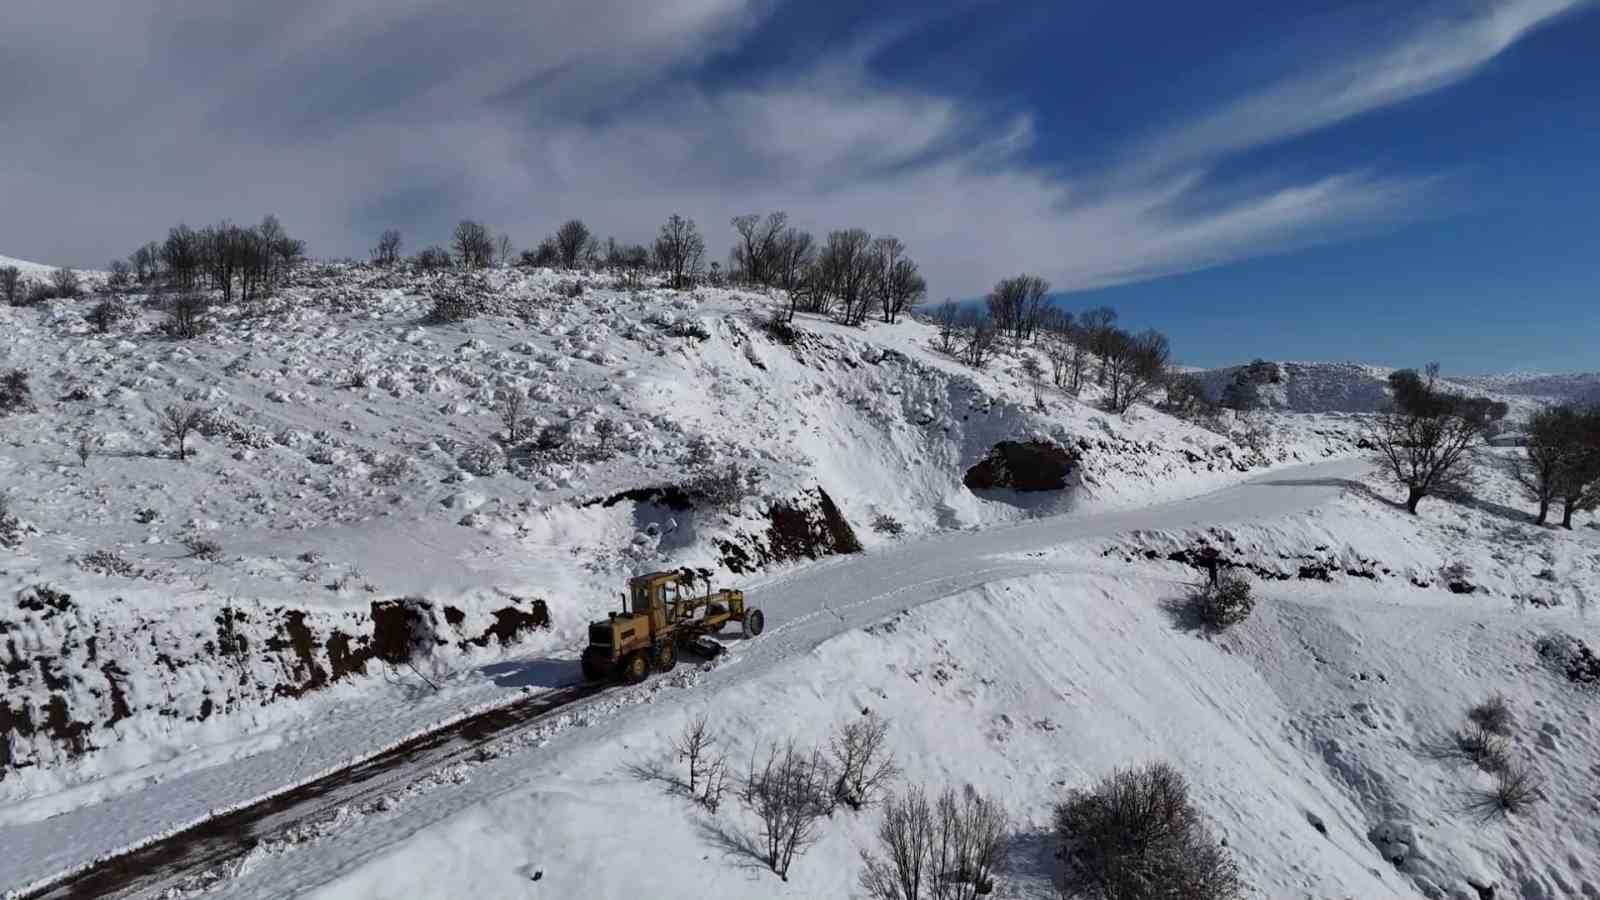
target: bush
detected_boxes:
[77,548,145,578]
[1188,572,1254,631]
[1466,694,1513,737]
[87,297,133,333]
[164,294,211,338]
[22,281,54,307]
[0,494,22,550]
[860,784,1009,900]
[871,513,905,537]
[675,714,731,812]
[1,369,34,415]
[457,443,505,476]
[184,536,224,562]
[0,266,20,305]
[688,463,758,512]
[414,246,453,271]
[425,286,475,324]
[369,455,417,486]
[51,266,81,298]
[1054,761,1244,900]
[763,311,800,345]
[1468,761,1543,820]
[1456,722,1509,774]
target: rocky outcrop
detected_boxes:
[963,440,1079,493]
[716,487,862,574]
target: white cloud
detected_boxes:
[0,0,1584,301]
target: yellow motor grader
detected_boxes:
[581,570,764,683]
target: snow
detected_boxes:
[4,259,1598,899]
[146,456,1600,900]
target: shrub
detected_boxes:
[496,389,531,444]
[1456,722,1509,774]
[1468,761,1543,821]
[87,297,133,333]
[0,266,20,305]
[669,319,710,341]
[457,443,504,476]
[414,246,453,271]
[425,286,475,324]
[164,293,211,338]
[871,513,905,537]
[0,494,22,550]
[1466,694,1513,737]
[860,784,1009,900]
[51,266,81,298]
[1188,572,1254,631]
[763,311,800,345]
[23,281,54,306]
[184,536,224,562]
[77,548,145,578]
[688,463,758,512]
[76,431,96,467]
[1054,761,1244,900]
[369,455,417,486]
[1,369,34,415]
[532,422,572,459]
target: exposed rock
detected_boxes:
[963,440,1079,493]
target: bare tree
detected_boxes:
[107,259,133,288]
[373,229,403,267]
[933,299,961,354]
[1368,365,1488,513]
[732,211,789,286]
[655,214,706,289]
[960,311,996,369]
[830,712,900,810]
[676,714,718,797]
[496,388,530,444]
[76,431,97,467]
[453,220,494,269]
[775,229,817,321]
[159,403,208,461]
[554,219,592,270]
[861,785,1010,900]
[878,244,927,324]
[745,739,834,881]
[1,267,22,306]
[495,233,514,267]
[1077,306,1118,385]
[414,246,452,271]
[986,275,1050,344]
[1107,328,1170,413]
[1021,354,1048,409]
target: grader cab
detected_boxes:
[581,570,764,684]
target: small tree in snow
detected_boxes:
[496,388,531,444]
[1021,354,1047,410]
[830,711,900,811]
[159,403,207,461]
[51,266,81,298]
[745,739,834,881]
[1368,364,1488,513]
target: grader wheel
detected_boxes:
[654,641,678,673]
[620,651,650,684]
[742,608,765,637]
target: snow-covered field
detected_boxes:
[3,255,1597,899]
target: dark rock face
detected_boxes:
[717,487,862,574]
[963,441,1078,493]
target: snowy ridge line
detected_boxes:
[6,679,606,900]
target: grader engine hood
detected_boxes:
[588,613,645,650]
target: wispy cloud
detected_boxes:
[0,0,1585,300]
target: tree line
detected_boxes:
[111,215,306,303]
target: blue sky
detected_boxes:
[2,0,1595,371]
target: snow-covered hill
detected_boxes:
[2,262,1351,806]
